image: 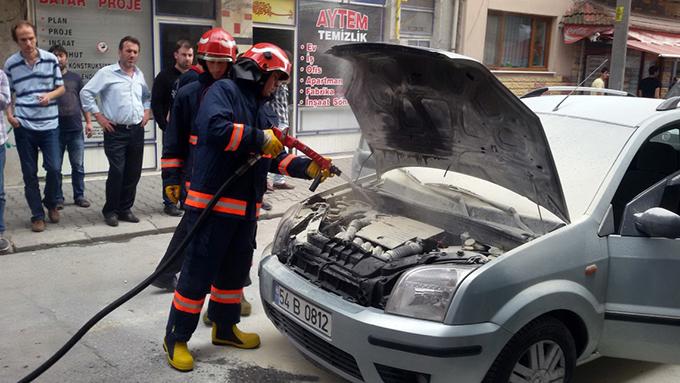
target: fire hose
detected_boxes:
[19,127,338,382]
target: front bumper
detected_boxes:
[259,254,513,383]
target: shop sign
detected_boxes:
[253,0,295,25]
[297,1,383,108]
[34,0,154,144]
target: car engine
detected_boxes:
[275,187,529,309]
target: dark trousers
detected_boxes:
[166,211,256,343]
[13,127,61,222]
[102,125,144,217]
[155,214,190,276]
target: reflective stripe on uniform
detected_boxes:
[224,123,244,152]
[161,158,184,169]
[256,202,262,218]
[188,135,198,145]
[277,154,295,176]
[184,189,247,216]
[172,291,204,314]
[210,286,242,304]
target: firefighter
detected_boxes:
[153,28,237,292]
[163,43,333,372]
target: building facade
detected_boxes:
[3,1,676,187]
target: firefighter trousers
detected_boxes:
[165,210,256,343]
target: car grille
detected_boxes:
[264,302,363,381]
[375,364,431,383]
[284,238,400,308]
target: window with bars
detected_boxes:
[483,11,552,70]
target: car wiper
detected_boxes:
[426,183,537,236]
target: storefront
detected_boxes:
[249,0,387,153]
[32,0,217,178]
[562,0,680,96]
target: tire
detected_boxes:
[483,316,576,383]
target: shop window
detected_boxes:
[407,40,431,48]
[399,0,433,46]
[156,0,216,19]
[484,11,552,70]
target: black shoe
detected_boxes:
[104,214,119,227]
[56,201,65,210]
[163,205,183,217]
[119,211,140,223]
[151,273,178,291]
[261,201,272,211]
[75,198,91,208]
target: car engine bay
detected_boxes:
[274,172,558,309]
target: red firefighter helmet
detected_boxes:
[240,43,291,80]
[196,28,237,62]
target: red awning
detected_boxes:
[627,30,680,58]
[563,25,612,44]
[563,26,680,58]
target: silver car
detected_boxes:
[259,43,680,383]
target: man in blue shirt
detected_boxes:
[49,45,92,209]
[80,36,151,227]
[4,20,65,233]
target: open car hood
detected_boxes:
[329,43,569,222]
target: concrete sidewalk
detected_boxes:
[2,157,350,253]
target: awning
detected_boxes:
[563,26,680,58]
[627,30,680,58]
[563,25,612,44]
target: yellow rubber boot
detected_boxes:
[163,337,194,372]
[240,293,252,317]
[212,324,261,349]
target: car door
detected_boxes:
[600,128,680,364]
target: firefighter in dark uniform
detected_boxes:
[163,43,333,372]
[153,28,236,291]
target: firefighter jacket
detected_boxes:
[161,71,217,188]
[186,78,312,221]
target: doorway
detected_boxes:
[158,23,212,70]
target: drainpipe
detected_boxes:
[451,0,460,52]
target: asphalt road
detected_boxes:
[1,218,679,382]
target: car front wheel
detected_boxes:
[483,316,576,383]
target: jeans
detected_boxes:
[57,129,85,202]
[13,127,61,222]
[0,145,6,233]
[102,125,144,217]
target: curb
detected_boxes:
[3,212,285,255]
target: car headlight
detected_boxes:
[271,203,303,255]
[385,265,476,322]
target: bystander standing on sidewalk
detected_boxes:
[4,20,64,233]
[80,36,151,227]
[153,39,193,217]
[0,69,12,252]
[49,45,93,209]
[638,65,662,99]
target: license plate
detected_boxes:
[274,283,332,338]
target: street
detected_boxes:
[1,218,679,382]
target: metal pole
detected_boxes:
[609,0,631,90]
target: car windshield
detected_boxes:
[353,114,634,221]
[539,113,634,218]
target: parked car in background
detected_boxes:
[259,43,680,383]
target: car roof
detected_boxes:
[522,95,665,128]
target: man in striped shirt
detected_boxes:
[4,20,64,233]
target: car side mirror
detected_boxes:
[634,207,680,238]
